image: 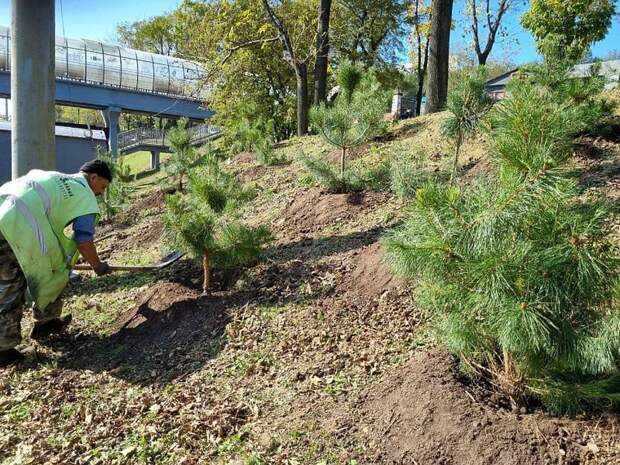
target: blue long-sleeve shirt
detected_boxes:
[72,214,96,244]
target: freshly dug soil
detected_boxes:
[347,241,403,299]
[356,349,619,465]
[228,151,256,165]
[96,188,167,251]
[110,281,201,334]
[281,188,391,235]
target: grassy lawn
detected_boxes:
[122,151,171,176]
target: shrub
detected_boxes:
[163,159,271,292]
[166,117,202,191]
[96,148,134,221]
[385,70,620,414]
[442,66,494,181]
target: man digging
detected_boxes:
[0,160,113,366]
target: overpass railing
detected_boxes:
[0,25,209,100]
[118,124,222,153]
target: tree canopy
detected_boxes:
[522,0,617,61]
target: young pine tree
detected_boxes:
[389,146,434,200]
[310,65,388,178]
[441,66,494,181]
[229,102,280,166]
[96,148,134,220]
[163,157,271,293]
[166,117,201,191]
[384,66,620,414]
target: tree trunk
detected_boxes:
[416,38,429,116]
[340,146,346,175]
[202,252,211,293]
[314,0,332,106]
[426,0,454,114]
[261,0,309,136]
[451,131,463,183]
[296,63,309,136]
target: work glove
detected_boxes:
[94,261,111,276]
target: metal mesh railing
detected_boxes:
[118,124,222,152]
[0,25,209,100]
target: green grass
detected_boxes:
[122,151,171,176]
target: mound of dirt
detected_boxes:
[97,189,167,234]
[228,151,256,165]
[356,349,617,465]
[281,188,391,235]
[347,242,403,299]
[235,164,269,183]
[111,281,201,334]
[128,188,169,212]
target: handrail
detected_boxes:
[118,124,222,152]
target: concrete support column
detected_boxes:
[150,150,160,171]
[102,106,121,157]
[11,0,56,179]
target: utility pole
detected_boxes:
[11,0,56,179]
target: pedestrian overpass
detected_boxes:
[0,25,214,160]
[118,123,223,171]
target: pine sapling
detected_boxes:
[385,66,620,414]
[96,147,134,220]
[167,117,201,191]
[309,67,388,188]
[164,158,271,293]
[441,67,493,182]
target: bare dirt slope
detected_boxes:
[356,349,619,465]
[0,114,619,465]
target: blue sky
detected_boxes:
[0,0,618,65]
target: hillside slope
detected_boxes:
[0,111,619,465]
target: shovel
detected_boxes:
[73,251,185,272]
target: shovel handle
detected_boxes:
[72,264,160,272]
[72,251,184,273]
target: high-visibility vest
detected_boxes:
[0,170,99,310]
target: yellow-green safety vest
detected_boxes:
[0,170,99,310]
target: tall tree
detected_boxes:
[331,0,408,66]
[116,15,178,55]
[467,0,514,65]
[522,0,616,62]
[314,0,333,105]
[426,0,454,113]
[174,0,299,140]
[408,0,431,115]
[262,0,314,136]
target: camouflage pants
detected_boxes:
[0,234,62,351]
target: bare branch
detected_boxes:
[262,0,297,64]
[468,0,515,64]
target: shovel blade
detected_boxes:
[155,251,185,267]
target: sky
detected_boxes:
[0,0,619,66]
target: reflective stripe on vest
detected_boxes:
[0,193,48,255]
[23,179,73,265]
[26,180,51,217]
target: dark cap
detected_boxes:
[80,160,113,182]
